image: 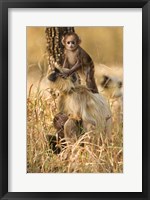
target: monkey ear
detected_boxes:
[61,36,65,46]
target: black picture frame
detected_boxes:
[0,0,150,199]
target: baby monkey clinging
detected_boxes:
[61,32,98,93]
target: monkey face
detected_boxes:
[100,75,123,98]
[95,64,123,99]
[62,33,81,51]
[47,67,78,83]
[47,68,61,82]
[101,75,122,89]
[65,35,78,51]
[47,67,77,93]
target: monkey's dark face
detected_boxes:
[64,35,79,51]
[47,67,78,83]
[47,68,61,82]
[101,75,112,89]
[47,67,77,93]
[100,75,123,98]
[101,75,122,89]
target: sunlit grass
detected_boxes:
[27,27,123,173]
[27,86,123,173]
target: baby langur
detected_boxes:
[61,32,98,93]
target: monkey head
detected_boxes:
[61,33,81,51]
[100,75,123,98]
[47,67,76,93]
[95,64,123,99]
[101,75,122,89]
[47,67,62,82]
[47,67,74,82]
[47,67,79,84]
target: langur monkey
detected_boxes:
[61,32,98,93]
[47,67,112,144]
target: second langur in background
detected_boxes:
[61,32,98,93]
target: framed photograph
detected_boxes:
[0,0,150,199]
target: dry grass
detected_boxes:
[27,27,123,173]
[27,85,123,173]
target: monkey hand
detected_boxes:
[60,70,72,78]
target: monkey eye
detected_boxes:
[67,41,75,45]
[118,81,123,88]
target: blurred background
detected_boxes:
[27,27,123,67]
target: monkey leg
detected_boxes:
[82,121,96,132]
[82,120,106,147]
[85,69,99,93]
[64,118,81,144]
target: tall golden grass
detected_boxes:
[27,27,123,173]
[27,85,123,173]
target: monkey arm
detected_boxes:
[85,69,99,93]
[62,57,68,68]
[69,60,81,74]
[62,60,81,77]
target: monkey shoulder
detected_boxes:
[73,85,90,94]
[79,47,93,64]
